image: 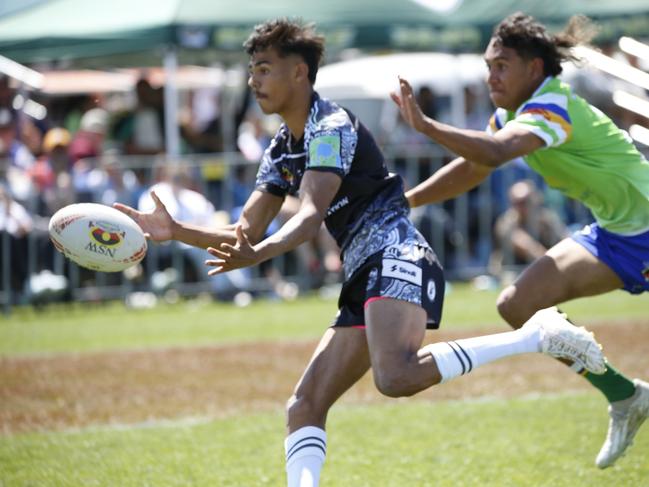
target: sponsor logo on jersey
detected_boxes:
[327,196,349,216]
[308,134,342,168]
[382,258,422,286]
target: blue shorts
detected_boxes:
[571,223,649,294]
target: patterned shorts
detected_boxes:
[333,233,445,329]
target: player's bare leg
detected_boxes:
[364,297,605,396]
[364,298,440,395]
[285,327,370,487]
[496,239,623,326]
[495,238,645,467]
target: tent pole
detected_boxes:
[163,46,180,159]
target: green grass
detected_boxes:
[1,287,648,485]
[1,393,648,486]
[1,285,646,356]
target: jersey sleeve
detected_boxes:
[254,139,289,197]
[508,93,572,147]
[486,108,507,135]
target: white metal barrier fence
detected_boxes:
[0,147,591,312]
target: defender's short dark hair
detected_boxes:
[244,18,325,84]
[492,13,596,76]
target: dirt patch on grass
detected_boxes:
[2,321,648,435]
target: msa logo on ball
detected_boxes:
[86,221,125,257]
[382,258,422,286]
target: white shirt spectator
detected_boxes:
[138,181,214,229]
[0,193,33,237]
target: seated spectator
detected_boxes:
[490,179,568,279]
[139,165,249,298]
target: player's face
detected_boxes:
[248,48,302,116]
[484,39,541,111]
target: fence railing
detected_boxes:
[0,145,590,312]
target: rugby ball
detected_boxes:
[49,203,147,272]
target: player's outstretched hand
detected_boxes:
[205,225,258,275]
[390,76,429,134]
[113,191,174,242]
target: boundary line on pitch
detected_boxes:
[42,389,595,437]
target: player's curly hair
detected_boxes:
[244,18,325,84]
[492,13,597,76]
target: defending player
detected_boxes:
[392,12,649,468]
[116,19,606,486]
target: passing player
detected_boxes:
[392,12,649,468]
[116,19,606,486]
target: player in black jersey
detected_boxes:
[115,19,606,486]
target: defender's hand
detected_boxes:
[390,76,430,134]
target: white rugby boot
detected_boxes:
[596,379,649,468]
[523,307,606,375]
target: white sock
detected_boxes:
[285,426,327,487]
[423,326,541,383]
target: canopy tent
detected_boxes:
[0,0,648,66]
[0,0,647,154]
[0,0,464,65]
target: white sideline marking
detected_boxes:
[51,389,592,436]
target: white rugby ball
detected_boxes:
[49,203,147,272]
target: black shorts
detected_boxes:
[333,246,445,329]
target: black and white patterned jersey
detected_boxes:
[255,92,411,279]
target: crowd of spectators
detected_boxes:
[0,46,647,306]
[0,73,339,305]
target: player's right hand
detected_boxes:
[113,191,174,242]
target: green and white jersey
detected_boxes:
[487,76,649,235]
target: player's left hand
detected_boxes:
[205,225,259,275]
[390,76,429,133]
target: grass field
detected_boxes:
[1,284,648,486]
[2,285,647,356]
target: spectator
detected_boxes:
[139,165,249,298]
[490,179,568,278]
[63,94,103,135]
[0,108,36,203]
[0,183,33,297]
[180,88,223,154]
[83,154,143,209]
[0,76,14,112]
[113,78,165,156]
[69,107,109,164]
[237,116,271,162]
[29,127,75,216]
